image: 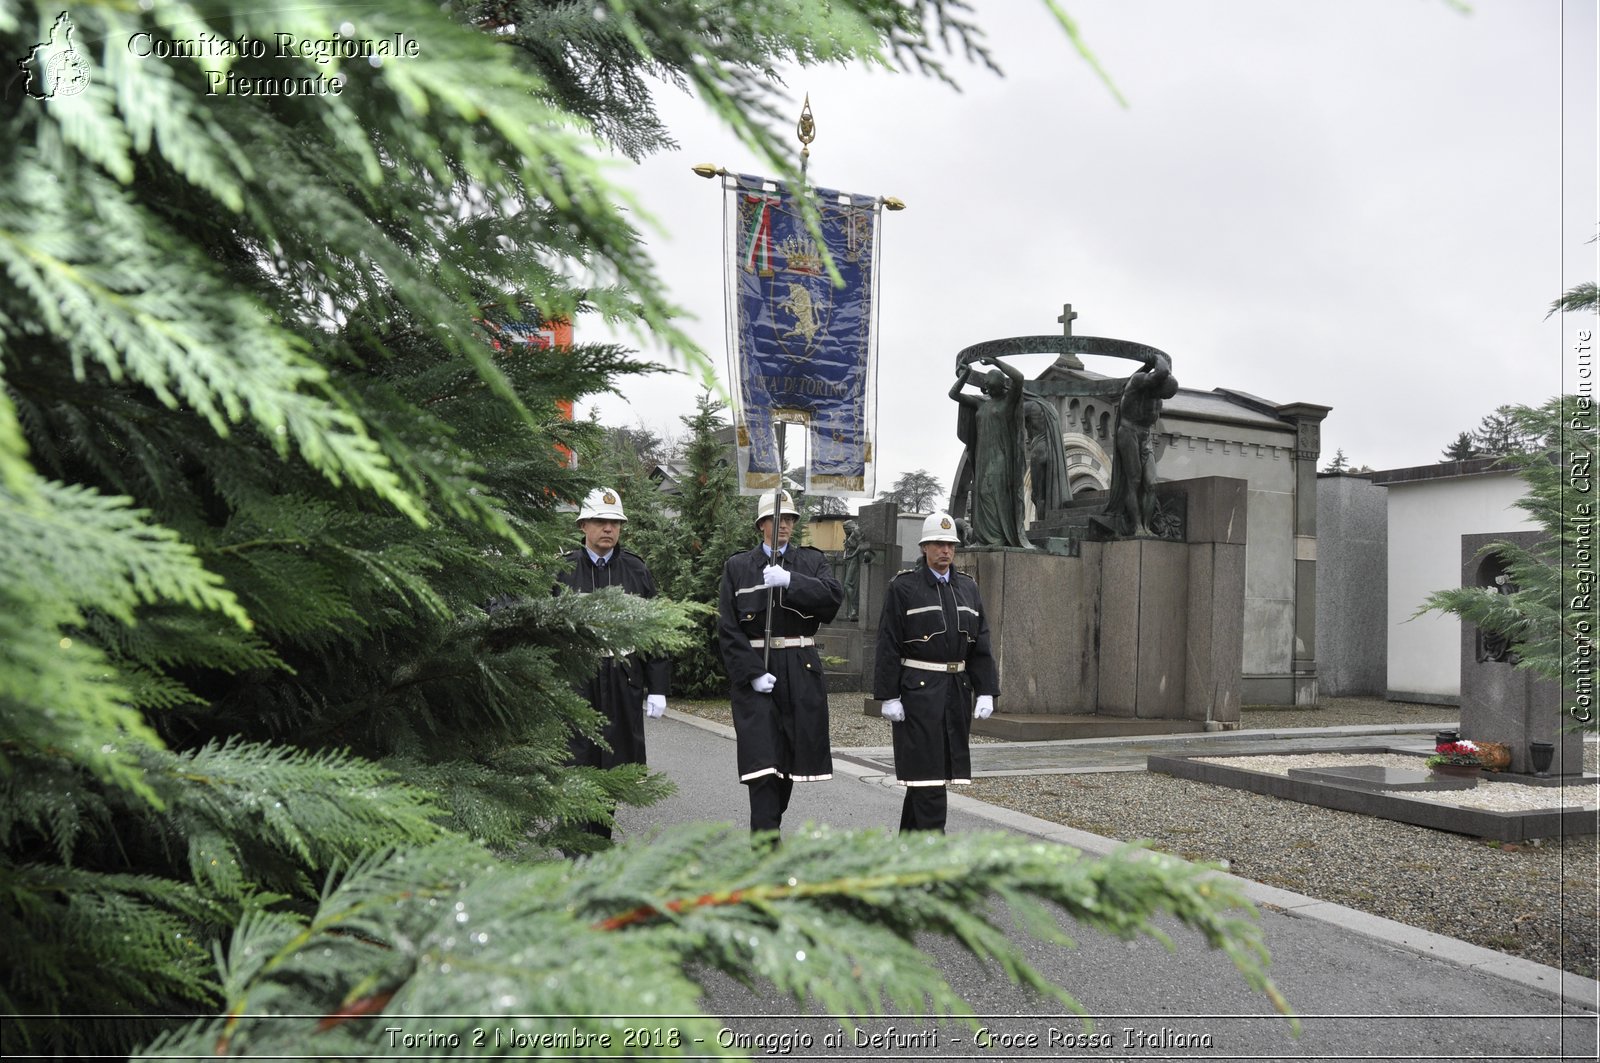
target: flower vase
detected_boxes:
[1530,741,1555,777]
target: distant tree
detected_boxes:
[879,468,944,511]
[596,421,670,469]
[1441,432,1480,462]
[1322,449,1349,473]
[808,493,852,517]
[1474,405,1544,456]
[589,419,683,592]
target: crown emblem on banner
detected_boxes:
[777,235,823,275]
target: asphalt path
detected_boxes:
[615,714,1599,1062]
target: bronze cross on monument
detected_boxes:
[1054,302,1085,370]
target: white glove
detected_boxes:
[880,698,905,723]
[752,672,777,693]
[762,564,791,588]
[645,694,666,719]
[974,694,995,719]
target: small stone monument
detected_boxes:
[1458,532,1584,776]
[816,501,900,691]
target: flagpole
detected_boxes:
[762,427,785,673]
[762,95,818,674]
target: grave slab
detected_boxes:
[1286,764,1477,792]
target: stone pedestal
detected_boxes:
[864,477,1246,731]
[959,549,1099,715]
[1090,536,1243,725]
[955,476,1245,726]
[827,501,899,693]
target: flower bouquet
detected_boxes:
[1427,739,1482,771]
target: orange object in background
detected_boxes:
[482,314,576,468]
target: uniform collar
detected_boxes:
[586,548,615,566]
[761,543,787,559]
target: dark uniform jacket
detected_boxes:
[717,543,843,782]
[873,561,998,785]
[555,546,669,769]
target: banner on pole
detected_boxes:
[724,174,880,497]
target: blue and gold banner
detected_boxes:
[725,174,879,497]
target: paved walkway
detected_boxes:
[619,712,1599,1053]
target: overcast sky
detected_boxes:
[582,0,1597,503]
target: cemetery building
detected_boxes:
[1316,458,1538,704]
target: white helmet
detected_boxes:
[755,490,800,526]
[919,511,960,544]
[577,486,627,522]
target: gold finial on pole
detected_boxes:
[691,163,727,179]
[796,94,816,181]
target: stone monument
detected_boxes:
[1458,531,1584,776]
[816,500,899,691]
[867,308,1246,734]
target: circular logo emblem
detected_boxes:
[602,492,617,505]
[940,517,952,530]
[47,49,90,97]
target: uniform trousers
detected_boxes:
[747,775,795,833]
[899,786,948,833]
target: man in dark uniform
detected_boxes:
[874,511,998,833]
[717,490,843,835]
[555,486,669,841]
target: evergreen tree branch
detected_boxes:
[136,826,1292,1059]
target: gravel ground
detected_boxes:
[670,693,1600,979]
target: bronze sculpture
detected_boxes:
[1100,353,1178,537]
[1023,393,1070,519]
[839,518,873,620]
[949,355,1034,549]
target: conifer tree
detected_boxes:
[1422,397,1597,730]
[669,391,754,695]
[1441,431,1481,462]
[2,2,1290,1055]
[1473,405,1543,457]
[588,417,686,593]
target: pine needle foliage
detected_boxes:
[1421,397,1597,728]
[2,0,1287,1055]
[138,825,1291,1059]
[661,391,755,696]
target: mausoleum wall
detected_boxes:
[1376,467,1534,703]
